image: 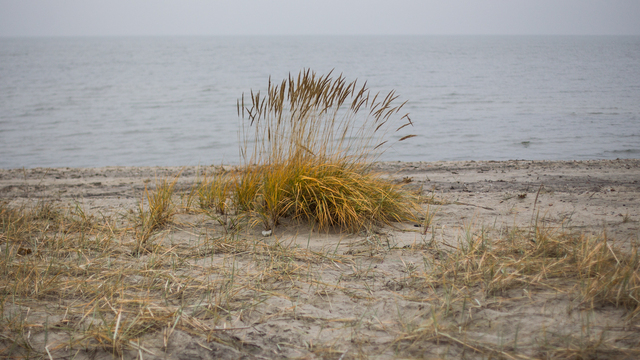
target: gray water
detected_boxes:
[1,36,639,169]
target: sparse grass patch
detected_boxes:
[391,221,640,358]
[133,177,178,252]
[421,204,439,235]
[1,200,64,244]
[579,234,640,317]
[415,222,640,310]
[198,172,233,215]
[0,199,270,358]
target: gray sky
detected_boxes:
[1,0,639,37]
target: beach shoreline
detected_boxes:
[2,158,638,246]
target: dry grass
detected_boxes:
[0,201,239,357]
[1,195,639,359]
[392,219,640,359]
[132,177,178,253]
[236,69,418,231]
[0,198,352,358]
[197,172,233,216]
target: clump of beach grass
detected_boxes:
[198,172,233,216]
[236,69,418,231]
[133,177,178,252]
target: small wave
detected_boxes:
[605,149,640,154]
[82,85,113,92]
[61,132,93,138]
[587,112,620,115]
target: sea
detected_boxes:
[1,35,639,169]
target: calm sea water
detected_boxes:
[1,36,639,169]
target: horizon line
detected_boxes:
[3,33,639,39]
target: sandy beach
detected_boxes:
[1,159,639,359]
[3,159,638,246]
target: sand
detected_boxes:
[3,159,638,247]
[1,159,639,359]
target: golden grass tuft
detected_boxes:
[197,172,233,215]
[236,69,418,231]
[133,177,178,251]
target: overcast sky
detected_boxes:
[1,0,639,37]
